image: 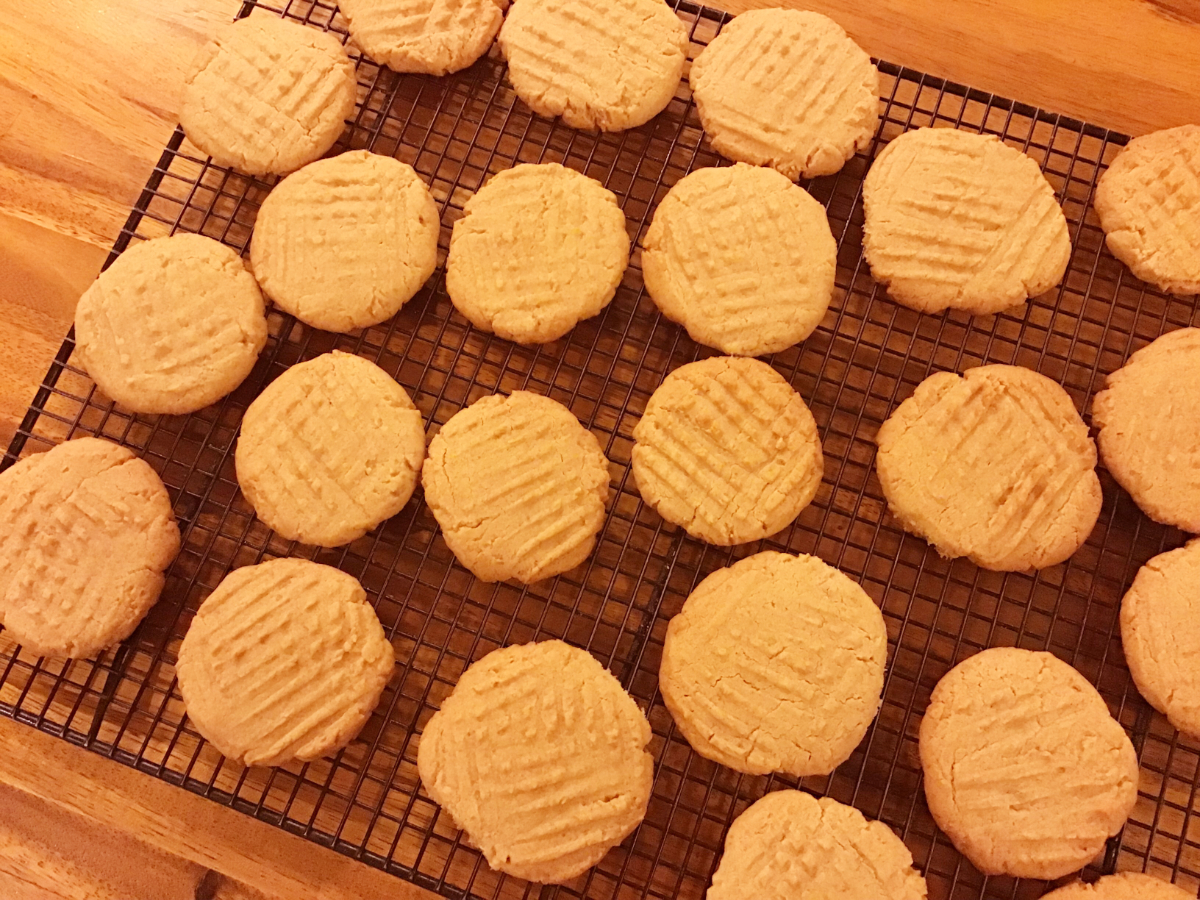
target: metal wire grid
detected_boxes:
[2,1,1199,898]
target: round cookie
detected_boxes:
[1092,327,1200,533]
[181,14,357,176]
[708,791,927,900]
[863,127,1071,315]
[421,391,610,583]
[1094,125,1200,296]
[178,15,355,177]
[875,365,1102,571]
[660,552,887,776]
[340,0,508,75]
[0,438,180,659]
[1120,539,1200,738]
[176,558,394,767]
[445,163,630,343]
[919,647,1139,879]
[250,151,439,333]
[75,234,269,415]
[689,9,879,179]
[417,640,653,883]
[235,352,426,547]
[1043,873,1195,900]
[641,164,837,356]
[632,357,823,546]
[498,0,688,132]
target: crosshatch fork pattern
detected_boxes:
[2,1,1200,898]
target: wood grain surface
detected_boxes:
[0,717,428,900]
[0,0,1198,898]
[0,781,268,900]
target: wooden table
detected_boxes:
[0,1,1197,897]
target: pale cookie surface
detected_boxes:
[340,0,508,75]
[235,352,426,547]
[633,357,823,545]
[418,640,653,883]
[498,0,688,132]
[0,439,179,659]
[250,151,439,332]
[919,647,1139,879]
[661,552,886,776]
[875,365,1101,571]
[422,391,610,583]
[641,164,837,356]
[75,234,269,415]
[1043,873,1195,900]
[446,163,629,343]
[863,127,1071,314]
[181,14,357,175]
[176,558,394,767]
[1092,327,1200,533]
[690,9,878,179]
[1094,125,1200,296]
[1120,539,1200,738]
[707,790,927,900]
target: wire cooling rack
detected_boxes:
[3,1,1200,898]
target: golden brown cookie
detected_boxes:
[498,0,688,131]
[863,128,1071,315]
[235,352,426,547]
[249,151,439,333]
[181,14,358,175]
[417,640,653,883]
[690,9,879,178]
[340,0,508,75]
[0,438,179,659]
[1042,873,1194,900]
[632,357,823,545]
[74,234,269,415]
[1094,125,1200,296]
[445,163,629,343]
[708,791,927,900]
[421,391,610,583]
[176,558,394,767]
[660,551,887,776]
[1092,327,1200,533]
[641,164,837,357]
[919,647,1139,879]
[875,365,1102,571]
[1121,539,1200,737]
